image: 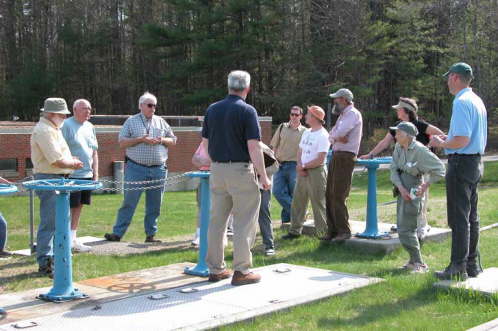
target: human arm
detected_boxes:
[192,140,211,169]
[429,135,469,149]
[390,146,411,201]
[302,152,327,169]
[414,149,446,196]
[92,150,99,181]
[426,124,444,136]
[359,132,394,159]
[329,111,359,143]
[248,139,270,190]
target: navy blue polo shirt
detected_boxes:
[201,95,261,162]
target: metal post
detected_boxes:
[29,189,35,253]
[185,173,210,277]
[39,191,87,301]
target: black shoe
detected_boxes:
[104,233,121,242]
[435,264,468,281]
[466,263,483,278]
[38,258,54,278]
[281,233,300,240]
[145,235,162,243]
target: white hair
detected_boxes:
[227,71,251,91]
[73,99,91,110]
[138,92,157,108]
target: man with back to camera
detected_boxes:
[202,70,271,286]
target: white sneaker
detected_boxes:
[411,263,429,274]
[191,228,200,247]
[265,248,275,256]
[72,240,91,253]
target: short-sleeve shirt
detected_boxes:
[119,113,175,166]
[31,117,73,175]
[299,127,330,165]
[389,119,430,145]
[445,88,487,155]
[62,117,98,178]
[201,95,261,162]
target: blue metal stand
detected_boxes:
[23,179,102,302]
[355,157,392,239]
[0,183,18,315]
[184,171,210,277]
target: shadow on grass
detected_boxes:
[0,271,46,285]
[316,285,436,328]
[0,258,34,269]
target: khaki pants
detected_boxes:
[289,166,328,236]
[207,162,261,274]
[326,151,355,237]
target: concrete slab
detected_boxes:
[281,220,451,254]
[0,263,383,331]
[468,318,498,331]
[434,267,498,296]
[0,262,204,326]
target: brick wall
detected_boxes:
[0,118,272,181]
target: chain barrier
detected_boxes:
[5,172,192,192]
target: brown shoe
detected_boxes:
[231,271,261,286]
[330,233,351,243]
[208,269,232,282]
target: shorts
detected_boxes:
[69,177,93,208]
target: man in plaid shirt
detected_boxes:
[105,92,177,243]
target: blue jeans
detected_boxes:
[272,161,297,222]
[0,213,7,251]
[112,161,167,237]
[258,189,274,249]
[34,173,65,267]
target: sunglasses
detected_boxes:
[290,113,301,117]
[147,104,157,108]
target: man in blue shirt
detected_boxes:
[202,70,270,286]
[62,99,99,252]
[430,62,488,280]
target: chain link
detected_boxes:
[9,173,193,192]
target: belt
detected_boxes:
[214,160,250,164]
[126,158,164,168]
[449,153,481,158]
[280,161,297,164]
[36,173,70,178]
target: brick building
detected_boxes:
[0,116,272,190]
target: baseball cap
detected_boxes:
[329,88,354,102]
[389,121,419,137]
[442,62,473,79]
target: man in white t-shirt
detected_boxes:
[282,105,330,239]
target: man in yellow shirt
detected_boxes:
[31,98,83,277]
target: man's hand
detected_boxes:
[92,174,99,181]
[142,136,161,145]
[358,153,372,159]
[398,186,412,201]
[260,174,271,190]
[336,136,348,144]
[72,159,84,169]
[416,182,430,197]
[429,134,447,148]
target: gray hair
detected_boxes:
[227,71,251,91]
[73,99,91,110]
[138,92,157,108]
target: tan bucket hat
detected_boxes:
[41,98,71,115]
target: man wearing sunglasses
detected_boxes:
[270,106,306,224]
[105,92,177,243]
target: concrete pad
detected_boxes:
[281,220,451,254]
[0,263,383,331]
[434,267,498,296]
[0,262,204,326]
[468,318,498,331]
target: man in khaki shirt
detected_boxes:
[31,98,83,277]
[270,106,306,223]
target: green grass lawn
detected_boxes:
[1,162,497,330]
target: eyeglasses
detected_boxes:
[147,104,156,108]
[290,113,301,117]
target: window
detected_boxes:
[0,158,18,177]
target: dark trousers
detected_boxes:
[258,189,274,250]
[446,154,482,267]
[326,151,355,237]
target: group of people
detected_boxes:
[14,61,486,285]
[202,62,486,285]
[28,92,176,277]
